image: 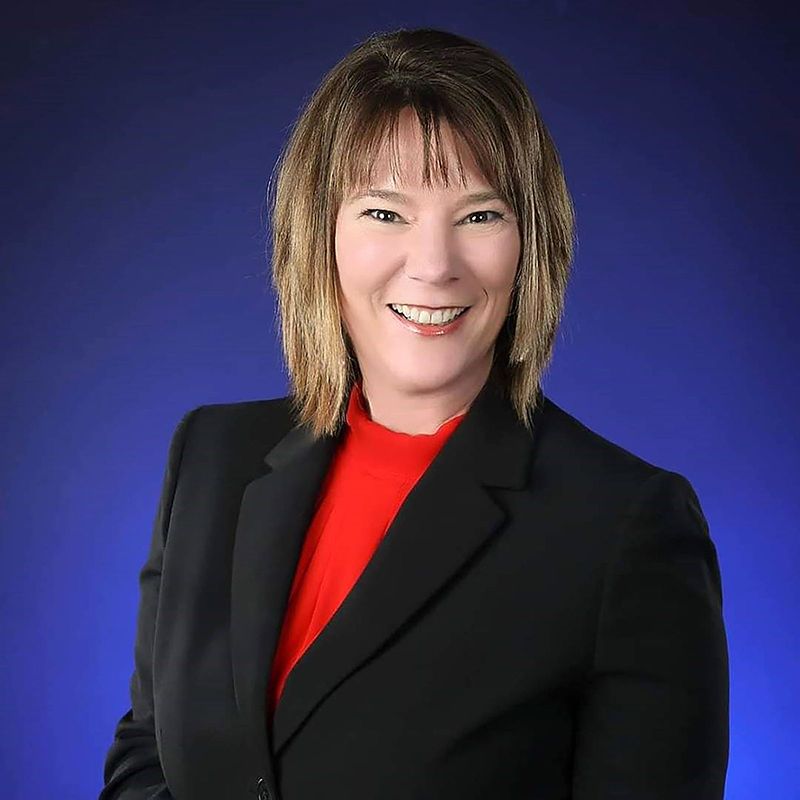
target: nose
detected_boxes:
[404,223,461,286]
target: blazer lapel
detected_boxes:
[231,377,544,769]
[230,419,342,781]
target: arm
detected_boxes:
[572,470,730,799]
[99,409,198,800]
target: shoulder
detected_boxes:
[533,393,701,526]
[536,393,661,479]
[184,395,294,437]
[168,395,296,477]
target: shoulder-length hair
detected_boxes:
[267,27,575,438]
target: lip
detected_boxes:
[389,304,471,311]
[387,304,471,336]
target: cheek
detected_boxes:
[475,234,520,294]
[335,224,392,296]
[498,228,522,279]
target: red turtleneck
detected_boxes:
[266,381,467,723]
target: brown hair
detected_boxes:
[267,27,575,438]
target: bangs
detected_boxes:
[332,93,513,206]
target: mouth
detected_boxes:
[386,304,472,324]
[386,303,472,333]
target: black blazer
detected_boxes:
[99,378,729,800]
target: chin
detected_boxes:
[384,362,468,394]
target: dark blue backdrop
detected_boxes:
[2,3,797,798]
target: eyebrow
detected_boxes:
[347,188,507,208]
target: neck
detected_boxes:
[357,357,494,435]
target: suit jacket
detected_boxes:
[99,378,729,800]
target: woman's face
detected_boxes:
[334,108,520,401]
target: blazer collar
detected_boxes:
[264,377,539,488]
[230,377,544,776]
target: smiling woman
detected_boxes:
[268,29,575,439]
[332,107,523,433]
[100,26,728,800]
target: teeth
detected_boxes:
[389,304,467,325]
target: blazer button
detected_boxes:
[255,776,272,800]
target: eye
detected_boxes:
[461,210,506,225]
[359,208,506,225]
[360,208,402,224]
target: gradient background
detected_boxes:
[2,2,797,798]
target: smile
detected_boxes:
[387,304,472,336]
[389,304,469,325]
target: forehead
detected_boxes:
[344,107,490,195]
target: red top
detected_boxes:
[266,380,467,722]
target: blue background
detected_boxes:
[2,2,797,797]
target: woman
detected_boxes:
[100,28,729,800]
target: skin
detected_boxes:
[334,107,521,435]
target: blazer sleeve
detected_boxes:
[99,408,198,800]
[572,469,730,799]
